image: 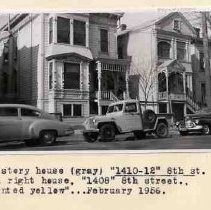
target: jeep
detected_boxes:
[83,100,169,142]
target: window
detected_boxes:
[0,107,18,116]
[73,104,82,116]
[21,108,41,117]
[100,29,108,53]
[73,20,86,46]
[177,41,186,61]
[157,41,170,59]
[63,104,82,117]
[174,20,181,31]
[64,63,80,89]
[49,62,53,90]
[57,17,70,44]
[125,103,137,112]
[107,104,123,113]
[201,83,206,106]
[49,17,53,44]
[200,52,205,71]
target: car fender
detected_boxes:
[154,117,168,130]
[28,119,68,138]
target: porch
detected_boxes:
[90,58,130,115]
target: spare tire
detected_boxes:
[142,109,156,124]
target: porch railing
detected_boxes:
[158,92,186,101]
[95,91,119,101]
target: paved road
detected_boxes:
[0,132,211,151]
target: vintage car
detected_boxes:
[0,104,74,146]
[178,112,211,135]
[83,99,169,142]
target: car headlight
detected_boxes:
[194,119,199,124]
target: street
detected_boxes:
[0,132,211,151]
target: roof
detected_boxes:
[158,59,185,70]
[118,12,196,36]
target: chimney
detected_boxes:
[120,24,127,31]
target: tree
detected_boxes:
[129,58,157,109]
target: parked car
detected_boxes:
[178,113,211,135]
[0,104,74,146]
[83,100,169,142]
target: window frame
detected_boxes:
[48,61,54,90]
[57,16,70,44]
[173,19,181,31]
[49,17,53,44]
[63,104,82,117]
[157,41,171,59]
[73,19,86,46]
[176,41,186,61]
[100,28,109,53]
[63,62,81,90]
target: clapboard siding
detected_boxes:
[17,15,41,105]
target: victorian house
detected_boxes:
[118,12,201,121]
[0,13,130,119]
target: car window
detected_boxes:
[21,108,41,117]
[0,107,18,116]
[107,104,123,113]
[125,103,137,112]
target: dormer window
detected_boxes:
[174,20,181,31]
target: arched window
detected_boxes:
[158,41,171,59]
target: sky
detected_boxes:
[0,11,203,32]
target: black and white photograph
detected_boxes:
[0,11,211,150]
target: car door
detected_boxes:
[122,102,142,132]
[0,107,22,141]
[20,108,41,139]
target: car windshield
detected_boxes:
[107,104,123,113]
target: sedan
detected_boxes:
[0,104,74,146]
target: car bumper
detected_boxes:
[83,129,99,134]
[179,125,203,133]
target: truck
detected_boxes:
[83,99,169,142]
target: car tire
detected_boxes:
[202,124,210,135]
[133,131,146,139]
[143,109,156,124]
[83,132,98,143]
[99,124,115,141]
[156,123,169,138]
[39,130,57,145]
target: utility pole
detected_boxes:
[201,12,211,109]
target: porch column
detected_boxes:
[97,61,102,115]
[183,72,187,116]
[80,62,83,90]
[166,70,170,113]
[125,65,129,99]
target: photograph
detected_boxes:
[0,11,211,151]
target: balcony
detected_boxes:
[46,43,93,61]
[158,91,186,101]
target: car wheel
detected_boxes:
[40,130,57,145]
[99,124,115,141]
[133,131,146,139]
[156,123,169,138]
[202,124,210,135]
[83,132,98,143]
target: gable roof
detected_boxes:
[118,12,196,36]
[155,12,197,35]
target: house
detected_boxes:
[0,13,130,121]
[118,12,201,121]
